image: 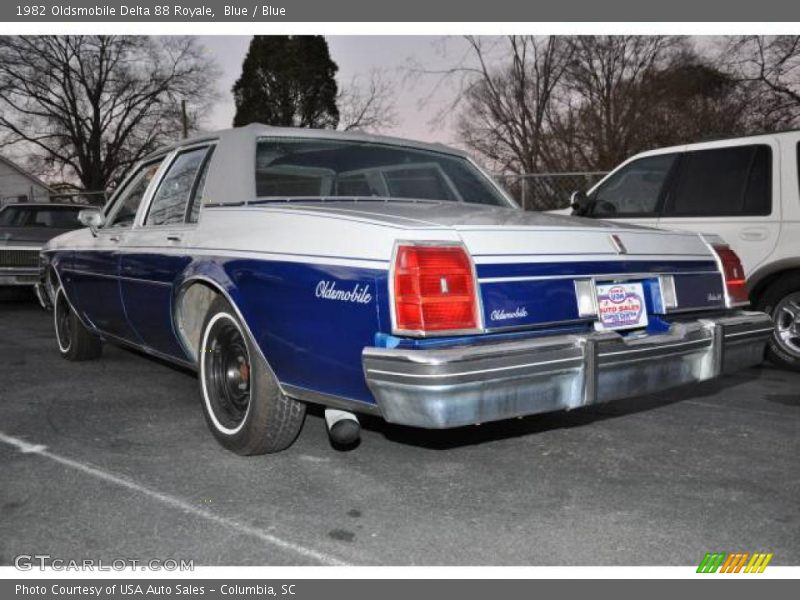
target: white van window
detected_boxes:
[664,145,772,217]
[590,154,677,217]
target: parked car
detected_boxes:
[41,125,772,454]
[0,202,84,294]
[562,130,800,371]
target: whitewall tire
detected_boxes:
[54,288,102,361]
[198,297,306,455]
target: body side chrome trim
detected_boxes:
[62,267,173,287]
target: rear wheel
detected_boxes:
[54,288,102,361]
[198,297,305,455]
[755,274,800,372]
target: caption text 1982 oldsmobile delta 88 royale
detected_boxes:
[39,124,773,454]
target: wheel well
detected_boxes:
[750,268,800,304]
[174,281,221,362]
[45,265,60,305]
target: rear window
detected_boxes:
[664,145,772,217]
[0,206,82,228]
[254,138,510,206]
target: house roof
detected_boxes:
[0,155,53,193]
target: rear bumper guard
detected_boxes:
[362,311,772,428]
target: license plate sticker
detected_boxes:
[595,282,649,331]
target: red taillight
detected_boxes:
[393,244,479,334]
[712,244,749,305]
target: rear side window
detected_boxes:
[664,145,772,217]
[590,154,677,217]
[146,146,212,226]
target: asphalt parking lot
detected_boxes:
[1,292,798,567]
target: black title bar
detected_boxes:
[3,0,800,22]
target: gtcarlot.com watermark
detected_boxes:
[14,554,194,572]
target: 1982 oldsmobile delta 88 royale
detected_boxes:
[41,124,773,454]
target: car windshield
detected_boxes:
[255,138,511,206]
[0,205,82,228]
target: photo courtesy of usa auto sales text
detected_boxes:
[15,584,298,596]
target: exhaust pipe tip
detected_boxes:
[325,409,361,448]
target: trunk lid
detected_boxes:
[265,200,726,331]
[458,224,725,331]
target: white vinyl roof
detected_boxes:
[143,123,474,207]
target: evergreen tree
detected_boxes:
[232,36,339,129]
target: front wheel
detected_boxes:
[54,288,102,361]
[755,274,800,372]
[198,297,306,455]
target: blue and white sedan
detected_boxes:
[42,125,773,454]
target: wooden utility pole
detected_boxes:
[181,99,189,139]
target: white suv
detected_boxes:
[565,129,800,371]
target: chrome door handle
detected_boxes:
[739,228,768,242]
[109,235,121,242]
[166,234,182,242]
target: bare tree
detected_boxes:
[0,35,219,191]
[337,69,398,132]
[554,36,687,170]
[409,36,572,174]
[455,36,574,174]
[720,35,800,129]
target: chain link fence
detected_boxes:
[493,171,607,211]
[1,172,607,213]
[1,190,107,208]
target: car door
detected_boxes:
[69,158,166,341]
[656,143,780,276]
[120,144,215,359]
[584,152,681,228]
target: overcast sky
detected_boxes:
[198,35,464,146]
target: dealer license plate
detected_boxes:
[595,282,649,331]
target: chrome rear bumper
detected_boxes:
[362,311,772,428]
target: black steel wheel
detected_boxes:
[198,296,306,454]
[202,311,253,434]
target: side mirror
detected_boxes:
[570,190,591,216]
[78,208,106,237]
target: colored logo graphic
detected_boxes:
[697,552,773,573]
[597,285,644,328]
